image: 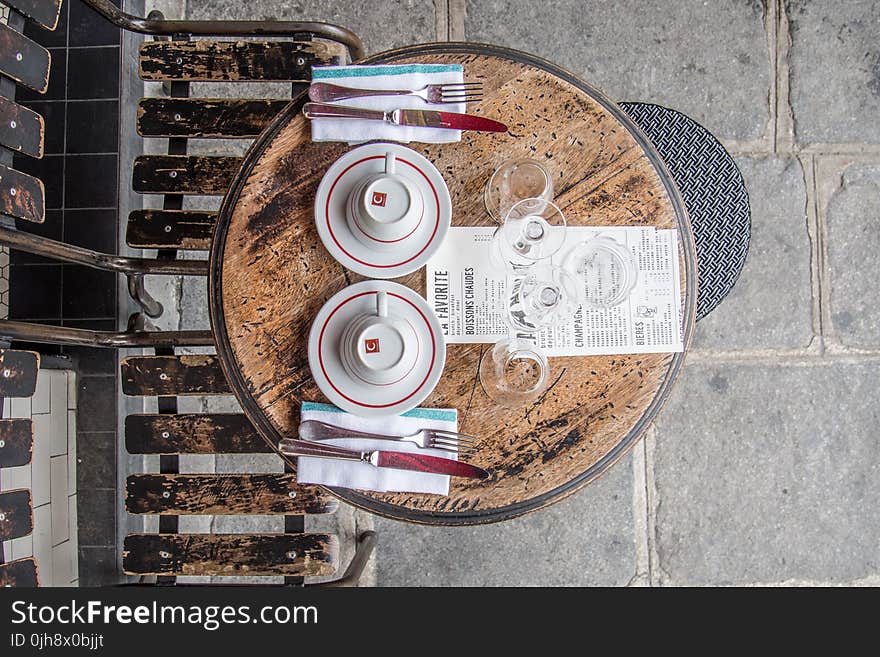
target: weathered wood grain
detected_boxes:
[0,163,45,223]
[125,474,338,515]
[139,40,345,82]
[0,419,33,468]
[121,355,230,397]
[0,558,38,587]
[132,155,241,195]
[0,96,43,158]
[126,209,216,250]
[137,97,292,138]
[2,0,63,31]
[0,22,50,93]
[211,46,697,524]
[123,533,339,577]
[0,489,33,541]
[125,413,269,454]
[0,349,39,397]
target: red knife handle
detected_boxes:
[436,111,508,133]
[376,451,489,480]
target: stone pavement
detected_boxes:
[139,0,880,586]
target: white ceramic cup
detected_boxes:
[346,152,425,249]
[339,291,420,386]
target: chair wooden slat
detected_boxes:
[0,350,39,397]
[0,96,44,158]
[3,0,64,31]
[139,40,345,82]
[121,355,230,396]
[0,489,33,541]
[0,419,33,468]
[137,97,291,138]
[0,23,51,93]
[0,163,45,223]
[126,209,216,250]
[125,413,269,454]
[126,474,338,515]
[132,155,241,195]
[123,533,339,577]
[0,557,39,587]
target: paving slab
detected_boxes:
[652,361,880,585]
[465,0,771,141]
[824,162,880,348]
[692,156,812,350]
[185,0,436,55]
[786,0,880,145]
[374,455,637,586]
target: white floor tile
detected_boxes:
[1,463,31,491]
[10,532,33,560]
[50,456,69,546]
[67,371,77,410]
[32,373,49,414]
[32,505,53,585]
[49,370,67,418]
[9,396,31,419]
[67,412,77,496]
[67,495,78,550]
[52,541,75,586]
[49,403,68,458]
[30,415,50,507]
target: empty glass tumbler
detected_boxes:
[478,337,551,408]
[492,198,568,269]
[483,159,554,221]
[563,235,638,308]
[504,264,581,334]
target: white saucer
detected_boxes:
[308,280,446,417]
[314,143,452,279]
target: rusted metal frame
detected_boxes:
[79,0,364,61]
[0,317,213,348]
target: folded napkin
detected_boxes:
[296,401,458,495]
[309,63,465,144]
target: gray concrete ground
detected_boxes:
[133,0,880,586]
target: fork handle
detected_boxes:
[309,82,412,103]
[299,419,400,443]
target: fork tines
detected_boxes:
[439,82,483,104]
[427,428,479,455]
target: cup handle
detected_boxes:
[384,152,396,175]
[376,291,388,318]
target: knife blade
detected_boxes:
[279,437,489,480]
[302,102,507,133]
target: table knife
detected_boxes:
[302,102,507,133]
[279,438,489,480]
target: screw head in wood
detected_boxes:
[161,431,170,438]
[169,171,178,178]
[2,369,10,377]
[164,225,172,232]
[159,372,168,380]
[162,491,170,498]
[0,513,6,521]
[159,550,171,558]
[286,551,297,560]
[174,113,182,121]
[9,188,15,196]
[288,491,297,499]
[15,52,22,61]
[0,440,5,448]
[9,121,15,129]
[296,57,305,66]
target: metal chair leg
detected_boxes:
[127,274,163,318]
[0,318,213,348]
[312,531,377,588]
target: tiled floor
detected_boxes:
[6,0,123,584]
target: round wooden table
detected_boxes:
[209,42,697,525]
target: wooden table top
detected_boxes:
[209,42,697,525]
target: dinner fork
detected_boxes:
[298,419,479,455]
[308,81,483,105]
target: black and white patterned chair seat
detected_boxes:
[619,102,751,321]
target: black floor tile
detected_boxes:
[67,46,119,100]
[62,265,116,318]
[11,210,62,265]
[76,375,117,432]
[78,547,119,586]
[63,154,117,208]
[22,1,69,48]
[77,486,116,546]
[75,431,117,489]
[62,319,118,375]
[20,100,66,154]
[65,99,119,154]
[9,263,62,320]
[63,208,117,252]
[13,153,64,209]
[16,49,67,102]
[69,0,120,47]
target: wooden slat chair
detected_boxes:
[121,353,374,585]
[125,8,353,255]
[0,1,62,227]
[0,348,40,587]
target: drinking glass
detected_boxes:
[563,235,638,308]
[478,337,550,408]
[493,198,567,269]
[483,159,554,221]
[504,264,581,334]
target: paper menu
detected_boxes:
[425,226,684,356]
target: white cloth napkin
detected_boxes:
[309,63,465,144]
[296,401,458,494]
